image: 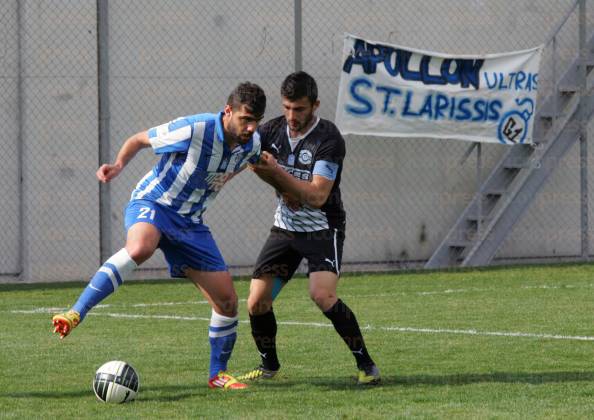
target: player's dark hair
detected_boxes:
[227,82,266,118]
[281,71,318,104]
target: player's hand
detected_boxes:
[260,151,277,165]
[252,151,279,174]
[249,151,284,189]
[96,163,123,183]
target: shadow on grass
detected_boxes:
[138,383,209,402]
[5,371,593,401]
[3,390,90,399]
[393,371,594,386]
[281,370,594,390]
[2,384,204,403]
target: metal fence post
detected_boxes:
[579,0,589,260]
[97,0,111,264]
[476,143,482,238]
[294,0,302,72]
[16,0,24,280]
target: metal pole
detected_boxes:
[294,0,302,72]
[97,0,111,264]
[476,143,482,239]
[552,35,558,124]
[16,0,24,279]
[578,0,589,259]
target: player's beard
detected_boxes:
[288,110,314,135]
[236,131,252,144]
[227,120,252,144]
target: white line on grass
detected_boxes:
[13,282,594,313]
[78,283,594,307]
[102,300,217,308]
[13,300,241,313]
[376,326,594,341]
[12,308,594,342]
[340,288,492,299]
[339,283,594,300]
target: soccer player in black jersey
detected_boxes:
[240,71,380,385]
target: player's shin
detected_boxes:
[208,310,238,378]
[323,299,374,369]
[72,248,138,320]
[249,309,281,371]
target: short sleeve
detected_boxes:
[148,117,193,154]
[312,160,340,180]
[315,123,345,164]
[312,123,345,180]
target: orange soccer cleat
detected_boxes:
[208,372,248,390]
[52,310,81,339]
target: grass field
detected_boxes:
[3,264,594,418]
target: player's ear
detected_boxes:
[224,104,232,117]
[312,99,320,112]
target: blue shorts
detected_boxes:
[124,199,227,277]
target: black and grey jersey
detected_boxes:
[256,115,346,232]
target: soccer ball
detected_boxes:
[93,360,139,403]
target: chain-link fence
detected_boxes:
[1,0,592,283]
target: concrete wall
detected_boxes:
[0,0,591,283]
[20,1,100,282]
[0,1,20,275]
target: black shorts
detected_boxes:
[252,226,345,281]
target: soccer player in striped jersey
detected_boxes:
[240,72,380,385]
[52,82,266,390]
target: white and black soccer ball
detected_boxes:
[93,360,139,403]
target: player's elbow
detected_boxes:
[131,131,151,148]
[308,200,324,209]
[303,181,332,208]
[305,194,328,209]
[304,191,328,209]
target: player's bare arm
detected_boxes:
[248,159,280,188]
[280,192,301,210]
[248,162,301,210]
[251,151,333,209]
[96,130,151,183]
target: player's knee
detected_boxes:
[215,289,238,317]
[247,294,272,315]
[309,289,336,310]
[125,244,155,265]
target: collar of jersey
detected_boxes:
[215,112,225,143]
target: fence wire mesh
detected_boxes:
[0,0,593,282]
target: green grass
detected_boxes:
[3,264,594,418]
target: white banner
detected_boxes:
[335,34,543,145]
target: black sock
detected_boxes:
[323,299,374,369]
[250,310,280,371]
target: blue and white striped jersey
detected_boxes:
[130,112,260,224]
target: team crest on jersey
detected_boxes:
[298,150,313,165]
